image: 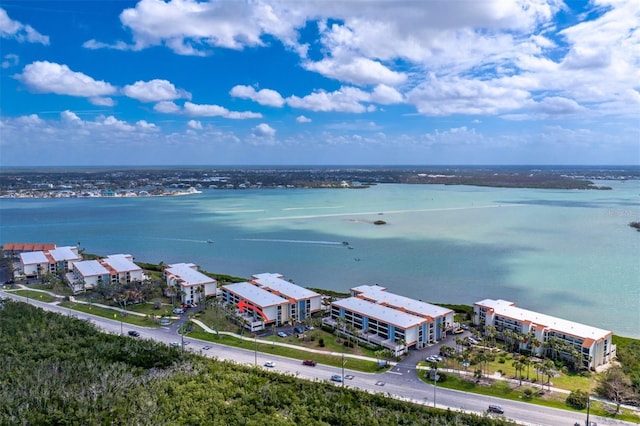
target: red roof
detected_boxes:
[3,243,56,251]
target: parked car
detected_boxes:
[170,342,180,347]
[172,308,184,315]
[277,331,287,338]
[302,359,317,366]
[294,326,304,334]
[330,374,343,383]
[127,330,140,337]
[264,361,275,368]
[461,324,470,330]
[487,405,504,414]
[453,328,464,334]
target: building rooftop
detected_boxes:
[475,299,611,341]
[251,272,320,300]
[223,282,289,307]
[48,246,81,262]
[103,254,140,273]
[19,251,49,265]
[333,297,426,329]
[74,260,109,277]
[351,284,453,319]
[166,263,216,286]
[5,243,56,252]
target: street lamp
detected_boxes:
[254,333,258,366]
[431,363,438,409]
[586,393,591,426]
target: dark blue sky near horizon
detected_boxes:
[1,0,639,166]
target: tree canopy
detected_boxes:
[0,301,517,425]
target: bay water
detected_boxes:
[1,181,639,338]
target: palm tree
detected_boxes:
[530,335,542,356]
[484,325,497,348]
[512,359,523,386]
[543,359,555,391]
[521,355,531,381]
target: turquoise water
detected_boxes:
[1,182,639,337]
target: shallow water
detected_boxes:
[1,181,639,337]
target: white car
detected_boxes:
[264,361,275,368]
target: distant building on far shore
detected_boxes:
[473,299,615,370]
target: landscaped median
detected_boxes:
[186,321,386,373]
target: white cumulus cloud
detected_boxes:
[252,123,276,137]
[296,115,311,123]
[230,85,285,107]
[187,119,203,129]
[123,79,192,103]
[1,53,18,69]
[183,101,262,119]
[0,8,49,44]
[16,61,117,98]
[154,101,181,113]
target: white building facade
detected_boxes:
[473,299,615,370]
[325,285,455,356]
[249,273,322,321]
[164,263,217,306]
[68,254,143,293]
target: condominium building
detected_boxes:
[221,281,290,331]
[220,274,321,331]
[18,246,81,277]
[164,262,217,306]
[325,285,455,356]
[68,254,143,293]
[473,299,615,370]
[249,273,322,321]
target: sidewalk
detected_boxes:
[8,284,175,319]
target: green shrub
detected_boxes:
[566,389,588,409]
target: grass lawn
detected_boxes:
[197,307,380,360]
[422,372,640,424]
[187,325,383,373]
[59,301,160,327]
[12,289,58,303]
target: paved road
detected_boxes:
[2,291,636,426]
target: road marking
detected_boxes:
[387,371,403,375]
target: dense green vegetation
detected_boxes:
[0,301,518,425]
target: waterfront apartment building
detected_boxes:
[164,263,217,306]
[220,274,321,331]
[473,299,615,370]
[68,254,143,293]
[18,246,81,278]
[325,285,455,356]
[221,281,290,332]
[249,273,322,321]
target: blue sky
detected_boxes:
[1,0,639,166]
